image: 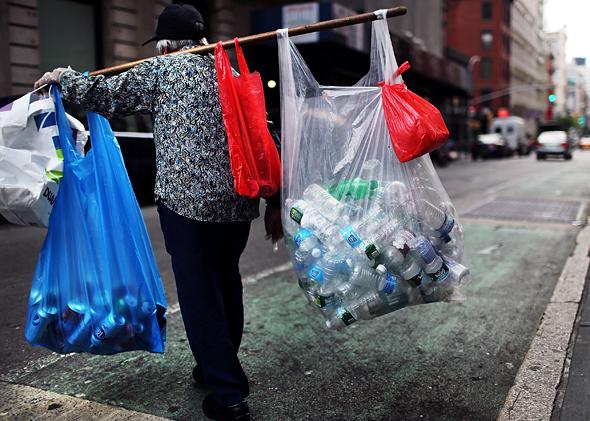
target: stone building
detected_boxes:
[509,0,547,132]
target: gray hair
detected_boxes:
[156,38,209,54]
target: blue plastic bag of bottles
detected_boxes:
[24,88,166,354]
[278,11,470,330]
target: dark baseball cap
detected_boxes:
[142,3,205,46]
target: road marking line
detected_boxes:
[498,222,590,421]
[242,262,293,285]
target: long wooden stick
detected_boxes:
[90,7,407,77]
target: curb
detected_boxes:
[498,223,590,421]
[0,381,171,420]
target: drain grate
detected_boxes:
[464,197,585,224]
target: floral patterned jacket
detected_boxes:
[59,45,262,223]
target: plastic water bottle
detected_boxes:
[325,306,358,330]
[308,250,351,290]
[447,259,470,286]
[293,229,323,271]
[303,184,354,222]
[378,246,424,289]
[348,264,388,288]
[419,200,455,243]
[289,200,343,248]
[294,228,321,252]
[328,178,380,201]
[340,210,398,261]
[325,286,408,330]
[427,259,470,303]
[410,236,450,284]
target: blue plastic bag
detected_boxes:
[24,88,166,355]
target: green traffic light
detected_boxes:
[548,94,557,103]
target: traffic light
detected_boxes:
[548,94,557,103]
[578,116,586,126]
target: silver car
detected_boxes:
[535,131,573,160]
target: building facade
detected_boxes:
[1,0,471,144]
[544,29,567,118]
[566,59,588,119]
[445,0,513,113]
[509,0,546,132]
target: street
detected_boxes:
[1,151,589,421]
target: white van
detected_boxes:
[490,117,530,155]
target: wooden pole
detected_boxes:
[90,7,407,77]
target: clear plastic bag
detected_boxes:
[278,11,469,330]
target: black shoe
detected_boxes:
[192,365,204,386]
[202,394,250,421]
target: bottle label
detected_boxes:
[340,225,362,248]
[338,307,356,326]
[430,262,450,283]
[381,274,398,294]
[308,266,325,284]
[314,293,336,309]
[294,229,312,248]
[290,206,304,224]
[439,214,455,237]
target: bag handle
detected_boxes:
[233,38,250,76]
[50,86,81,163]
[371,10,401,85]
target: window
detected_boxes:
[39,0,99,72]
[480,58,493,79]
[482,2,492,20]
[481,30,493,49]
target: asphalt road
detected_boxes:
[1,151,589,420]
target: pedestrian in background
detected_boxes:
[34,4,283,421]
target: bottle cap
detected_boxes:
[375,264,387,275]
[311,248,322,258]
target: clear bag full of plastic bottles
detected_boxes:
[277,11,470,330]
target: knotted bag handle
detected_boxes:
[378,61,411,87]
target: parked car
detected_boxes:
[490,116,530,156]
[579,136,590,150]
[474,133,512,159]
[535,131,573,160]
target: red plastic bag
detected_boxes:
[381,62,449,163]
[215,39,281,198]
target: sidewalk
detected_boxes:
[553,262,590,421]
[499,224,590,421]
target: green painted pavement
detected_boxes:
[6,222,578,421]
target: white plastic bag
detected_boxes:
[278,11,469,330]
[0,88,87,227]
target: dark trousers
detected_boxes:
[157,202,251,405]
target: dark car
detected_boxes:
[473,133,512,159]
